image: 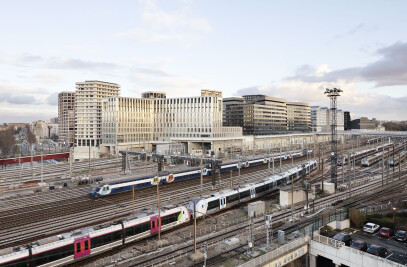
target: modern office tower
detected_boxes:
[344,111,351,130]
[58,91,75,145]
[102,97,154,154]
[311,106,344,132]
[286,102,311,132]
[74,81,120,158]
[223,95,288,135]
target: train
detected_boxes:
[0,160,317,267]
[90,149,313,197]
[337,143,393,166]
[389,151,406,167]
[188,160,317,218]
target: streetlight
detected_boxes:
[393,207,397,223]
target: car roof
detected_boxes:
[396,230,406,234]
[369,244,383,249]
[380,227,390,230]
[352,240,366,244]
[365,222,376,225]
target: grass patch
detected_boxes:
[366,214,407,230]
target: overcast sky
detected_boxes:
[1,0,407,123]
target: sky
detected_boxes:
[1,0,407,123]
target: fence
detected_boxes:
[237,236,309,267]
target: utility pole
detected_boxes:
[69,147,72,178]
[132,185,135,215]
[194,201,197,253]
[291,171,294,222]
[268,147,271,173]
[399,153,401,180]
[19,154,22,181]
[382,149,384,186]
[272,154,275,175]
[321,151,324,194]
[30,146,33,180]
[88,145,91,172]
[393,144,395,174]
[279,145,282,173]
[200,151,203,195]
[386,149,389,184]
[157,173,161,242]
[41,151,43,183]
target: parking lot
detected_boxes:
[350,229,407,265]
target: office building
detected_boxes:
[102,96,154,154]
[286,102,311,132]
[311,106,344,132]
[223,95,290,135]
[58,92,75,145]
[344,111,351,130]
[101,90,242,155]
[349,117,379,130]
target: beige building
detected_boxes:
[286,102,311,133]
[58,91,75,145]
[101,90,242,155]
[223,95,289,135]
[102,97,154,154]
[75,81,120,158]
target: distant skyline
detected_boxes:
[1,0,407,123]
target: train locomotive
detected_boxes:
[0,161,316,267]
[90,149,313,197]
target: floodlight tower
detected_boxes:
[324,88,343,190]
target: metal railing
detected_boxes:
[237,236,309,267]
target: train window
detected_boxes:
[207,200,219,210]
[152,221,155,228]
[85,240,89,250]
[239,190,250,198]
[226,193,239,203]
[76,243,80,253]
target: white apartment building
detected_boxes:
[101,90,242,155]
[58,91,75,145]
[75,81,120,159]
[311,106,344,132]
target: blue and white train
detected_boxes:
[90,149,313,197]
[188,160,318,218]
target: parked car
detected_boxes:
[378,227,394,238]
[363,223,380,233]
[332,233,352,246]
[350,240,368,251]
[366,245,388,257]
[395,230,407,242]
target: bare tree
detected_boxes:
[0,128,16,157]
[26,124,36,145]
[349,208,366,228]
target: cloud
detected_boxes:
[46,92,58,106]
[2,93,38,105]
[136,68,171,77]
[287,42,407,87]
[235,86,261,96]
[46,58,119,70]
[115,0,211,44]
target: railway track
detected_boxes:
[71,162,406,266]
[0,157,311,248]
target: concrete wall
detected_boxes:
[280,188,312,207]
[310,236,403,267]
[73,146,100,160]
